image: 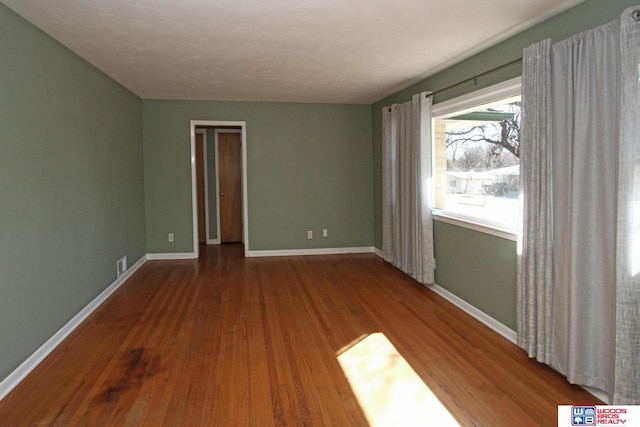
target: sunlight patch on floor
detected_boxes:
[337,333,459,426]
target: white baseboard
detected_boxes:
[426,283,613,403]
[206,239,220,245]
[247,246,375,258]
[0,255,148,402]
[425,282,517,344]
[1,250,604,406]
[147,252,196,260]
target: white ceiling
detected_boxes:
[2,0,583,104]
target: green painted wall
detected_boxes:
[143,101,373,253]
[372,0,638,330]
[0,4,146,382]
[433,222,517,328]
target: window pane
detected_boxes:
[433,96,520,229]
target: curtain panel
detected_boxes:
[517,39,554,366]
[614,6,640,405]
[518,6,640,404]
[382,93,435,285]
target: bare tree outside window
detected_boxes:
[446,101,520,168]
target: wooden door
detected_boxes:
[196,132,206,244]
[218,132,243,242]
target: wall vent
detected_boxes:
[116,256,127,278]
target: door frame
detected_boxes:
[189,120,248,257]
[194,128,213,245]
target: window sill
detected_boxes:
[431,210,518,242]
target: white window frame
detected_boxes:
[431,77,522,241]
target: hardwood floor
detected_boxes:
[0,244,599,426]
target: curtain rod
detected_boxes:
[428,57,522,98]
[385,57,523,111]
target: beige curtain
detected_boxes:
[382,92,434,285]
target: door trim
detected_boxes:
[190,120,248,257]
[194,128,215,245]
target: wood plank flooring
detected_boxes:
[0,244,600,426]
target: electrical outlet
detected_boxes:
[323,229,328,237]
[307,230,313,239]
[168,233,174,242]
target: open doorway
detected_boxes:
[190,121,248,258]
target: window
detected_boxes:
[431,78,521,236]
